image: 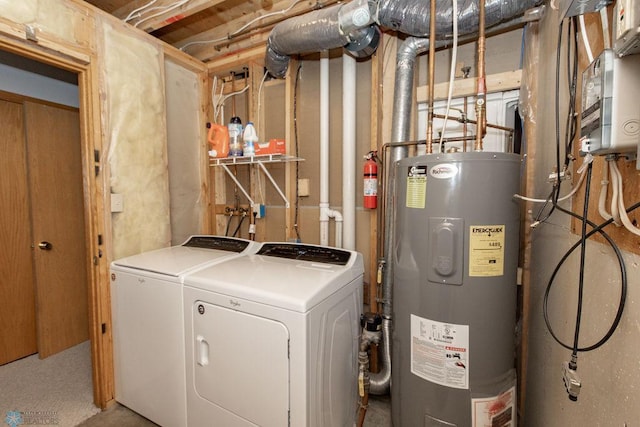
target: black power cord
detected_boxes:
[543,199,631,353]
[544,16,628,398]
[293,63,302,242]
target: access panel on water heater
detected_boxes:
[427,217,463,285]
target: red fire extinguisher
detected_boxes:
[363,152,378,209]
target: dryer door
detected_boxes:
[193,301,290,427]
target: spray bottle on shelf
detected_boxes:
[243,122,258,157]
[228,116,243,156]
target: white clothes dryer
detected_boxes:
[110,236,258,427]
[183,242,364,427]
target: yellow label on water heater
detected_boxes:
[406,166,427,209]
[469,225,505,277]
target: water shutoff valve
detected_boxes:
[360,312,382,332]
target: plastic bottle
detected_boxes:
[243,122,258,157]
[206,123,229,158]
[228,116,243,156]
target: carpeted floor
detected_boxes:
[0,341,100,427]
[0,339,391,427]
[79,395,391,426]
[77,404,158,427]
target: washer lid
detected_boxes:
[112,236,255,277]
[185,244,364,312]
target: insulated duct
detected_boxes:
[265,0,379,78]
[375,0,540,37]
[265,0,543,78]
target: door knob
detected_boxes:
[38,241,53,250]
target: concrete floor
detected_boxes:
[78,394,392,426]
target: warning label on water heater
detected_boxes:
[469,225,505,277]
[410,315,469,389]
[471,385,516,427]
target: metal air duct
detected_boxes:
[265,0,543,78]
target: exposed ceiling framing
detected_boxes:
[84,0,339,69]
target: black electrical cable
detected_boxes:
[232,212,246,238]
[543,16,628,356]
[533,187,558,226]
[563,18,579,165]
[543,202,630,353]
[551,19,564,213]
[293,63,302,242]
[224,211,233,237]
[571,162,592,361]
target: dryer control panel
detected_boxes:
[257,243,351,265]
[183,236,250,252]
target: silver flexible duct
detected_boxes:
[375,0,541,37]
[369,317,392,394]
[265,0,377,78]
[265,0,543,78]
[372,37,433,395]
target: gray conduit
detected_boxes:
[370,36,431,395]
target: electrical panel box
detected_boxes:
[580,49,640,155]
[561,0,611,18]
[614,0,640,56]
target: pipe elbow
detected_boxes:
[328,209,343,222]
[369,317,392,395]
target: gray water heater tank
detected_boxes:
[391,152,521,427]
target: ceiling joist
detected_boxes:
[84,0,341,65]
[176,0,339,62]
[113,0,225,32]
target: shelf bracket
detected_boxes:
[256,161,290,208]
[220,164,255,208]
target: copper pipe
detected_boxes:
[425,0,437,154]
[432,113,515,133]
[463,96,468,151]
[461,67,471,151]
[474,0,487,152]
[356,392,369,427]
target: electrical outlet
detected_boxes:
[111,193,124,213]
[614,0,640,57]
[298,178,310,197]
[253,204,266,218]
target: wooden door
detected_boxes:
[24,101,89,359]
[0,99,38,365]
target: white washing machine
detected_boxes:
[183,242,364,427]
[110,235,258,427]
